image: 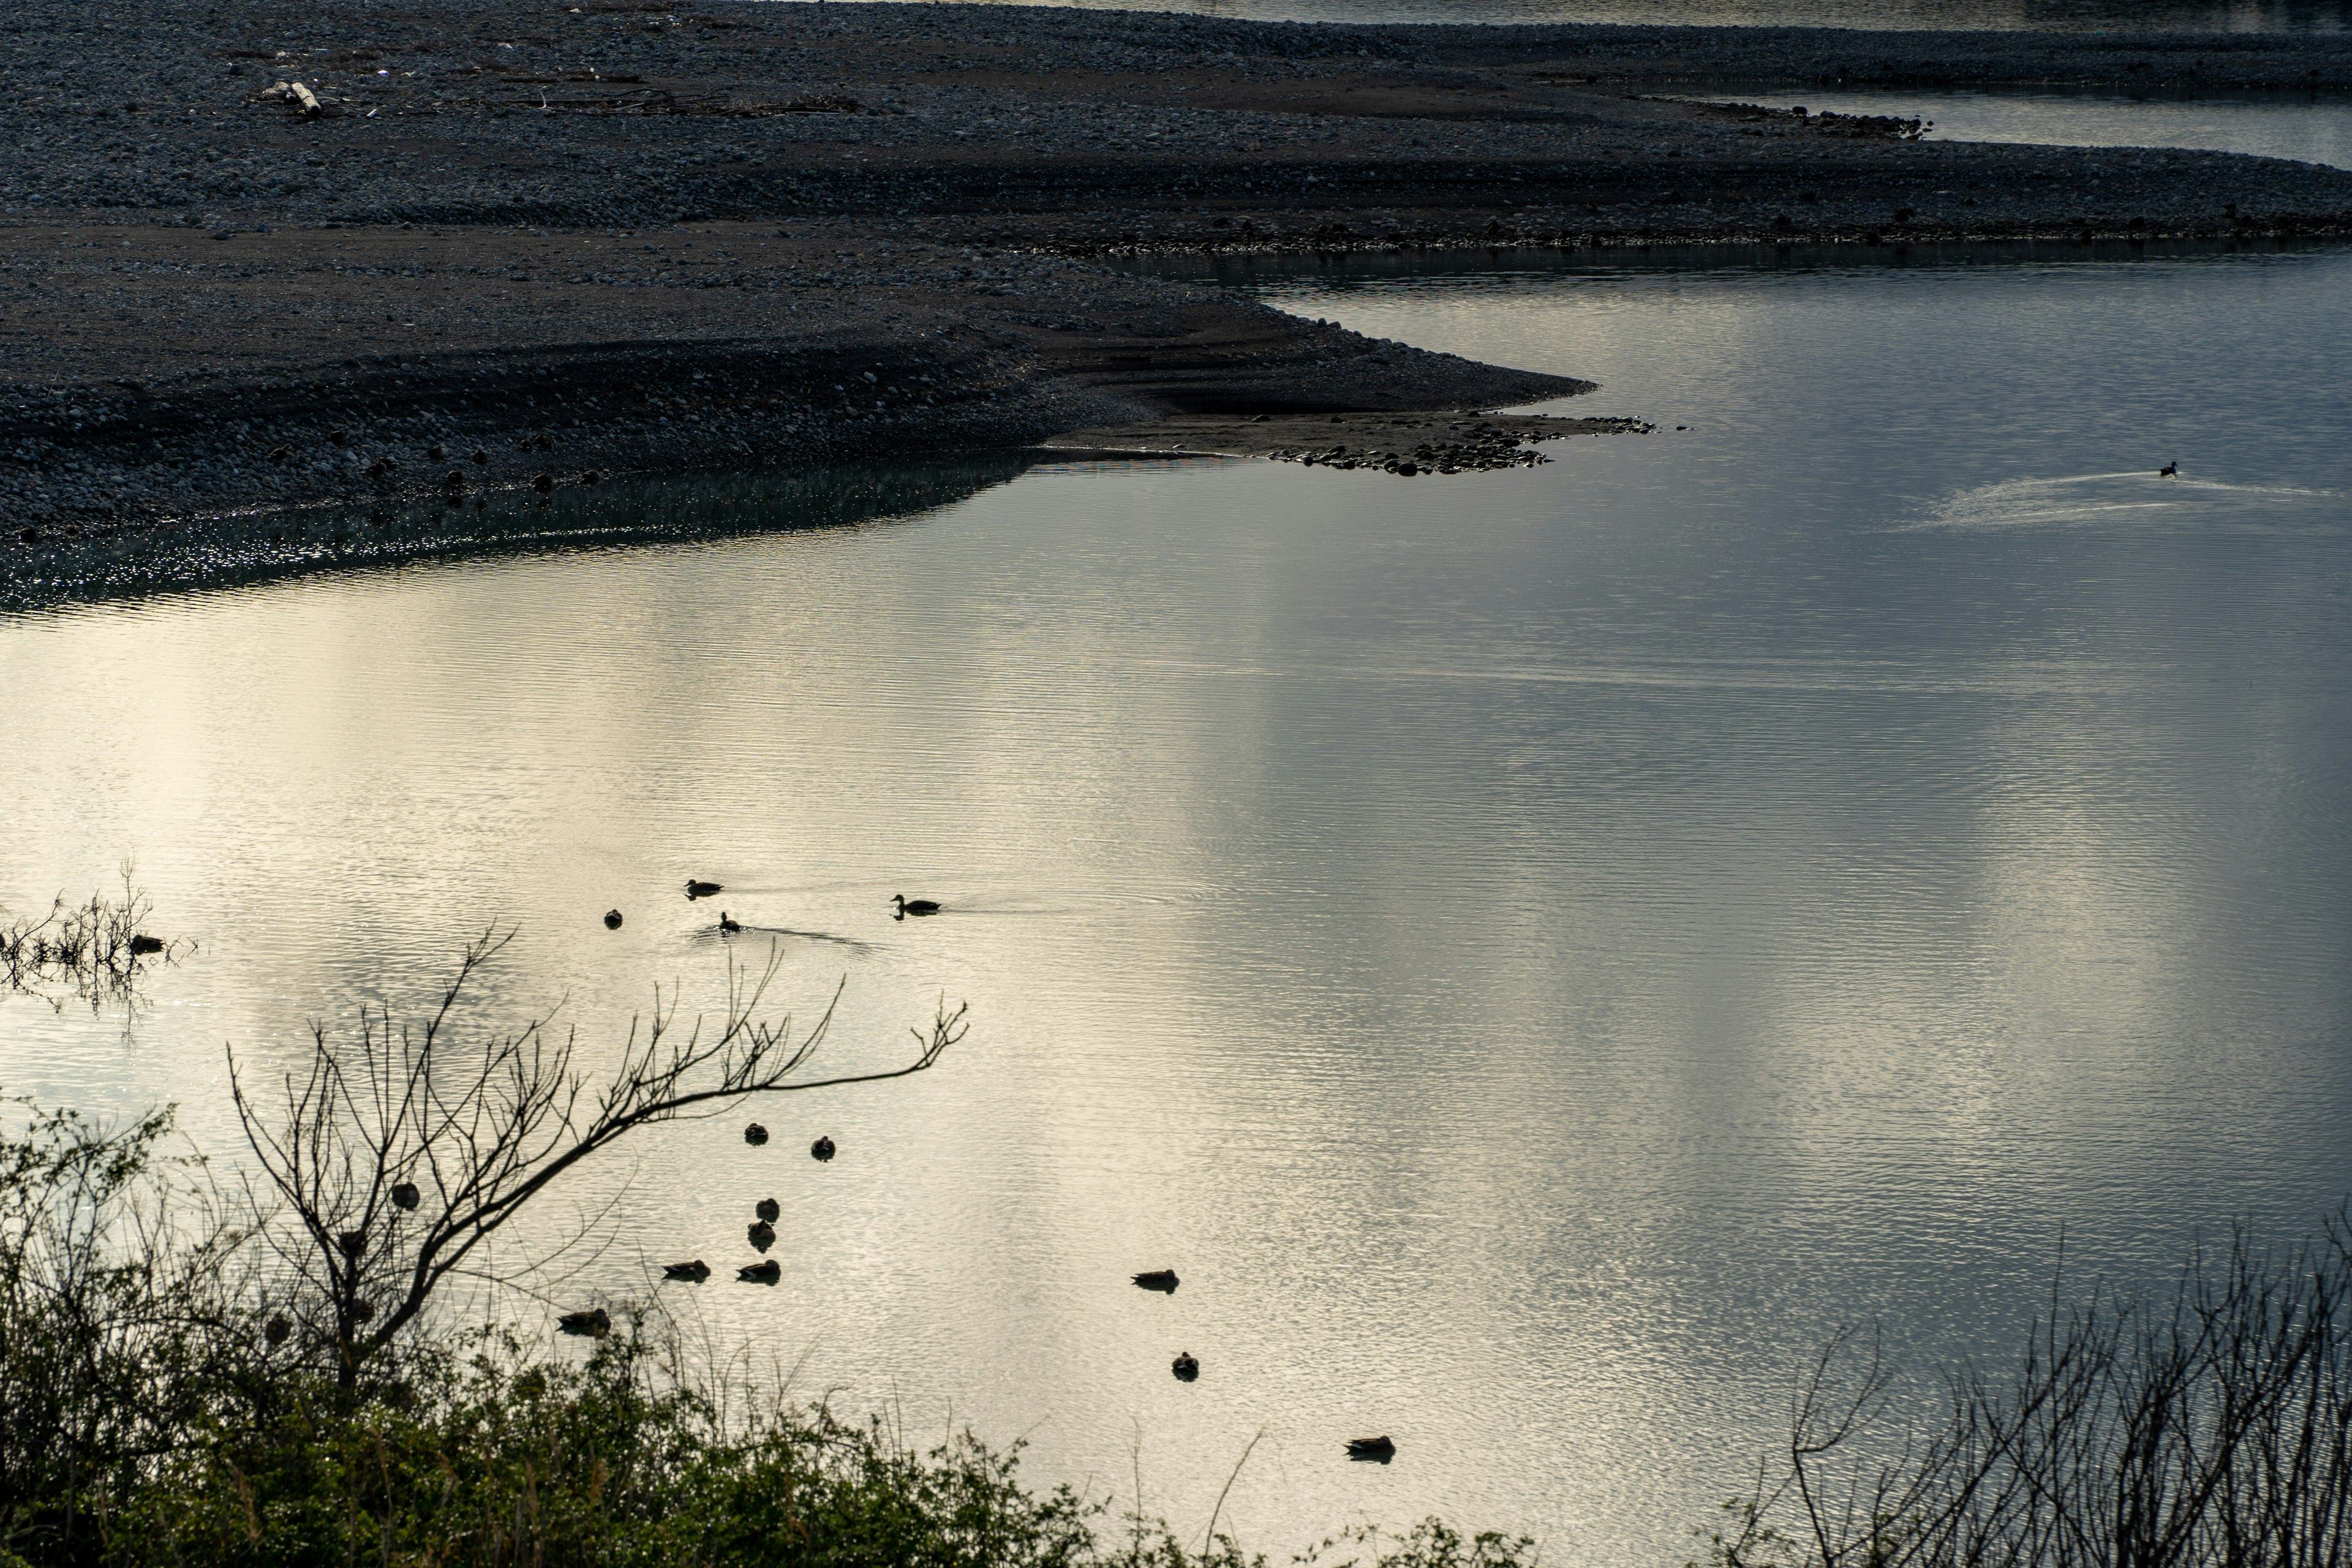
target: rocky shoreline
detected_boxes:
[4,0,2351,582]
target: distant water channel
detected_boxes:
[1723,86,2352,168]
[943,0,2352,33]
[7,242,2352,1564]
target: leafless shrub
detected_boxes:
[1700,1216,2352,1568]
[228,926,966,1392]
[0,860,191,1012]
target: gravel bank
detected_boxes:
[4,0,2350,568]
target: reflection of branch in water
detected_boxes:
[0,861,192,1016]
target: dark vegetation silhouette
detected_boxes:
[223,927,965,1395]
[1695,1217,2352,1568]
[0,929,1529,1568]
[0,863,189,1015]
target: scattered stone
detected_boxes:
[1042,412,1651,475]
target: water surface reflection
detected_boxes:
[1721,85,2352,168]
[4,246,2351,1566]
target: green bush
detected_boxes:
[1,1096,1533,1568]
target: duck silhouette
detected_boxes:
[755,1197,781,1223]
[744,1123,769,1146]
[128,933,165,956]
[810,1135,836,1162]
[662,1260,712,1283]
[390,1181,420,1212]
[604,909,624,929]
[1172,1351,1200,1382]
[748,1219,777,1251]
[2159,461,2179,478]
[557,1307,612,1338]
[891,894,942,918]
[1347,1436,1397,1463]
[738,1259,782,1284]
[685,878,723,900]
[718,911,742,935]
[1133,1270,1180,1294]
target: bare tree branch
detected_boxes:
[226,930,965,1390]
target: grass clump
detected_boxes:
[1697,1216,2352,1568]
[0,864,186,1012]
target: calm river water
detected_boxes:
[1724,86,2352,169]
[6,242,2352,1563]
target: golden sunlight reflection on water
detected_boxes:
[6,249,2352,1565]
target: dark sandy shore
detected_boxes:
[4,0,2351,573]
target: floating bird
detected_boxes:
[1172,1351,1200,1382]
[718,911,742,935]
[1346,1436,1397,1463]
[127,933,165,956]
[810,1135,836,1162]
[891,894,942,918]
[748,1219,776,1251]
[2159,461,2179,478]
[390,1181,420,1212]
[662,1259,712,1283]
[265,1315,291,1347]
[739,1259,782,1284]
[557,1307,612,1338]
[744,1123,769,1146]
[685,878,723,899]
[1133,1270,1180,1294]
[755,1197,781,1223]
[603,909,624,930]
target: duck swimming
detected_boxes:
[1172,1351,1200,1382]
[557,1307,612,1339]
[604,909,624,929]
[390,1181,420,1212]
[662,1260,712,1283]
[685,879,723,900]
[718,911,742,935]
[1133,1270,1180,1294]
[748,1219,776,1251]
[738,1259,782,1284]
[1346,1436,1397,1463]
[755,1197,781,1223]
[744,1123,769,1146]
[891,894,942,918]
[810,1135,836,1162]
[2159,461,2179,478]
